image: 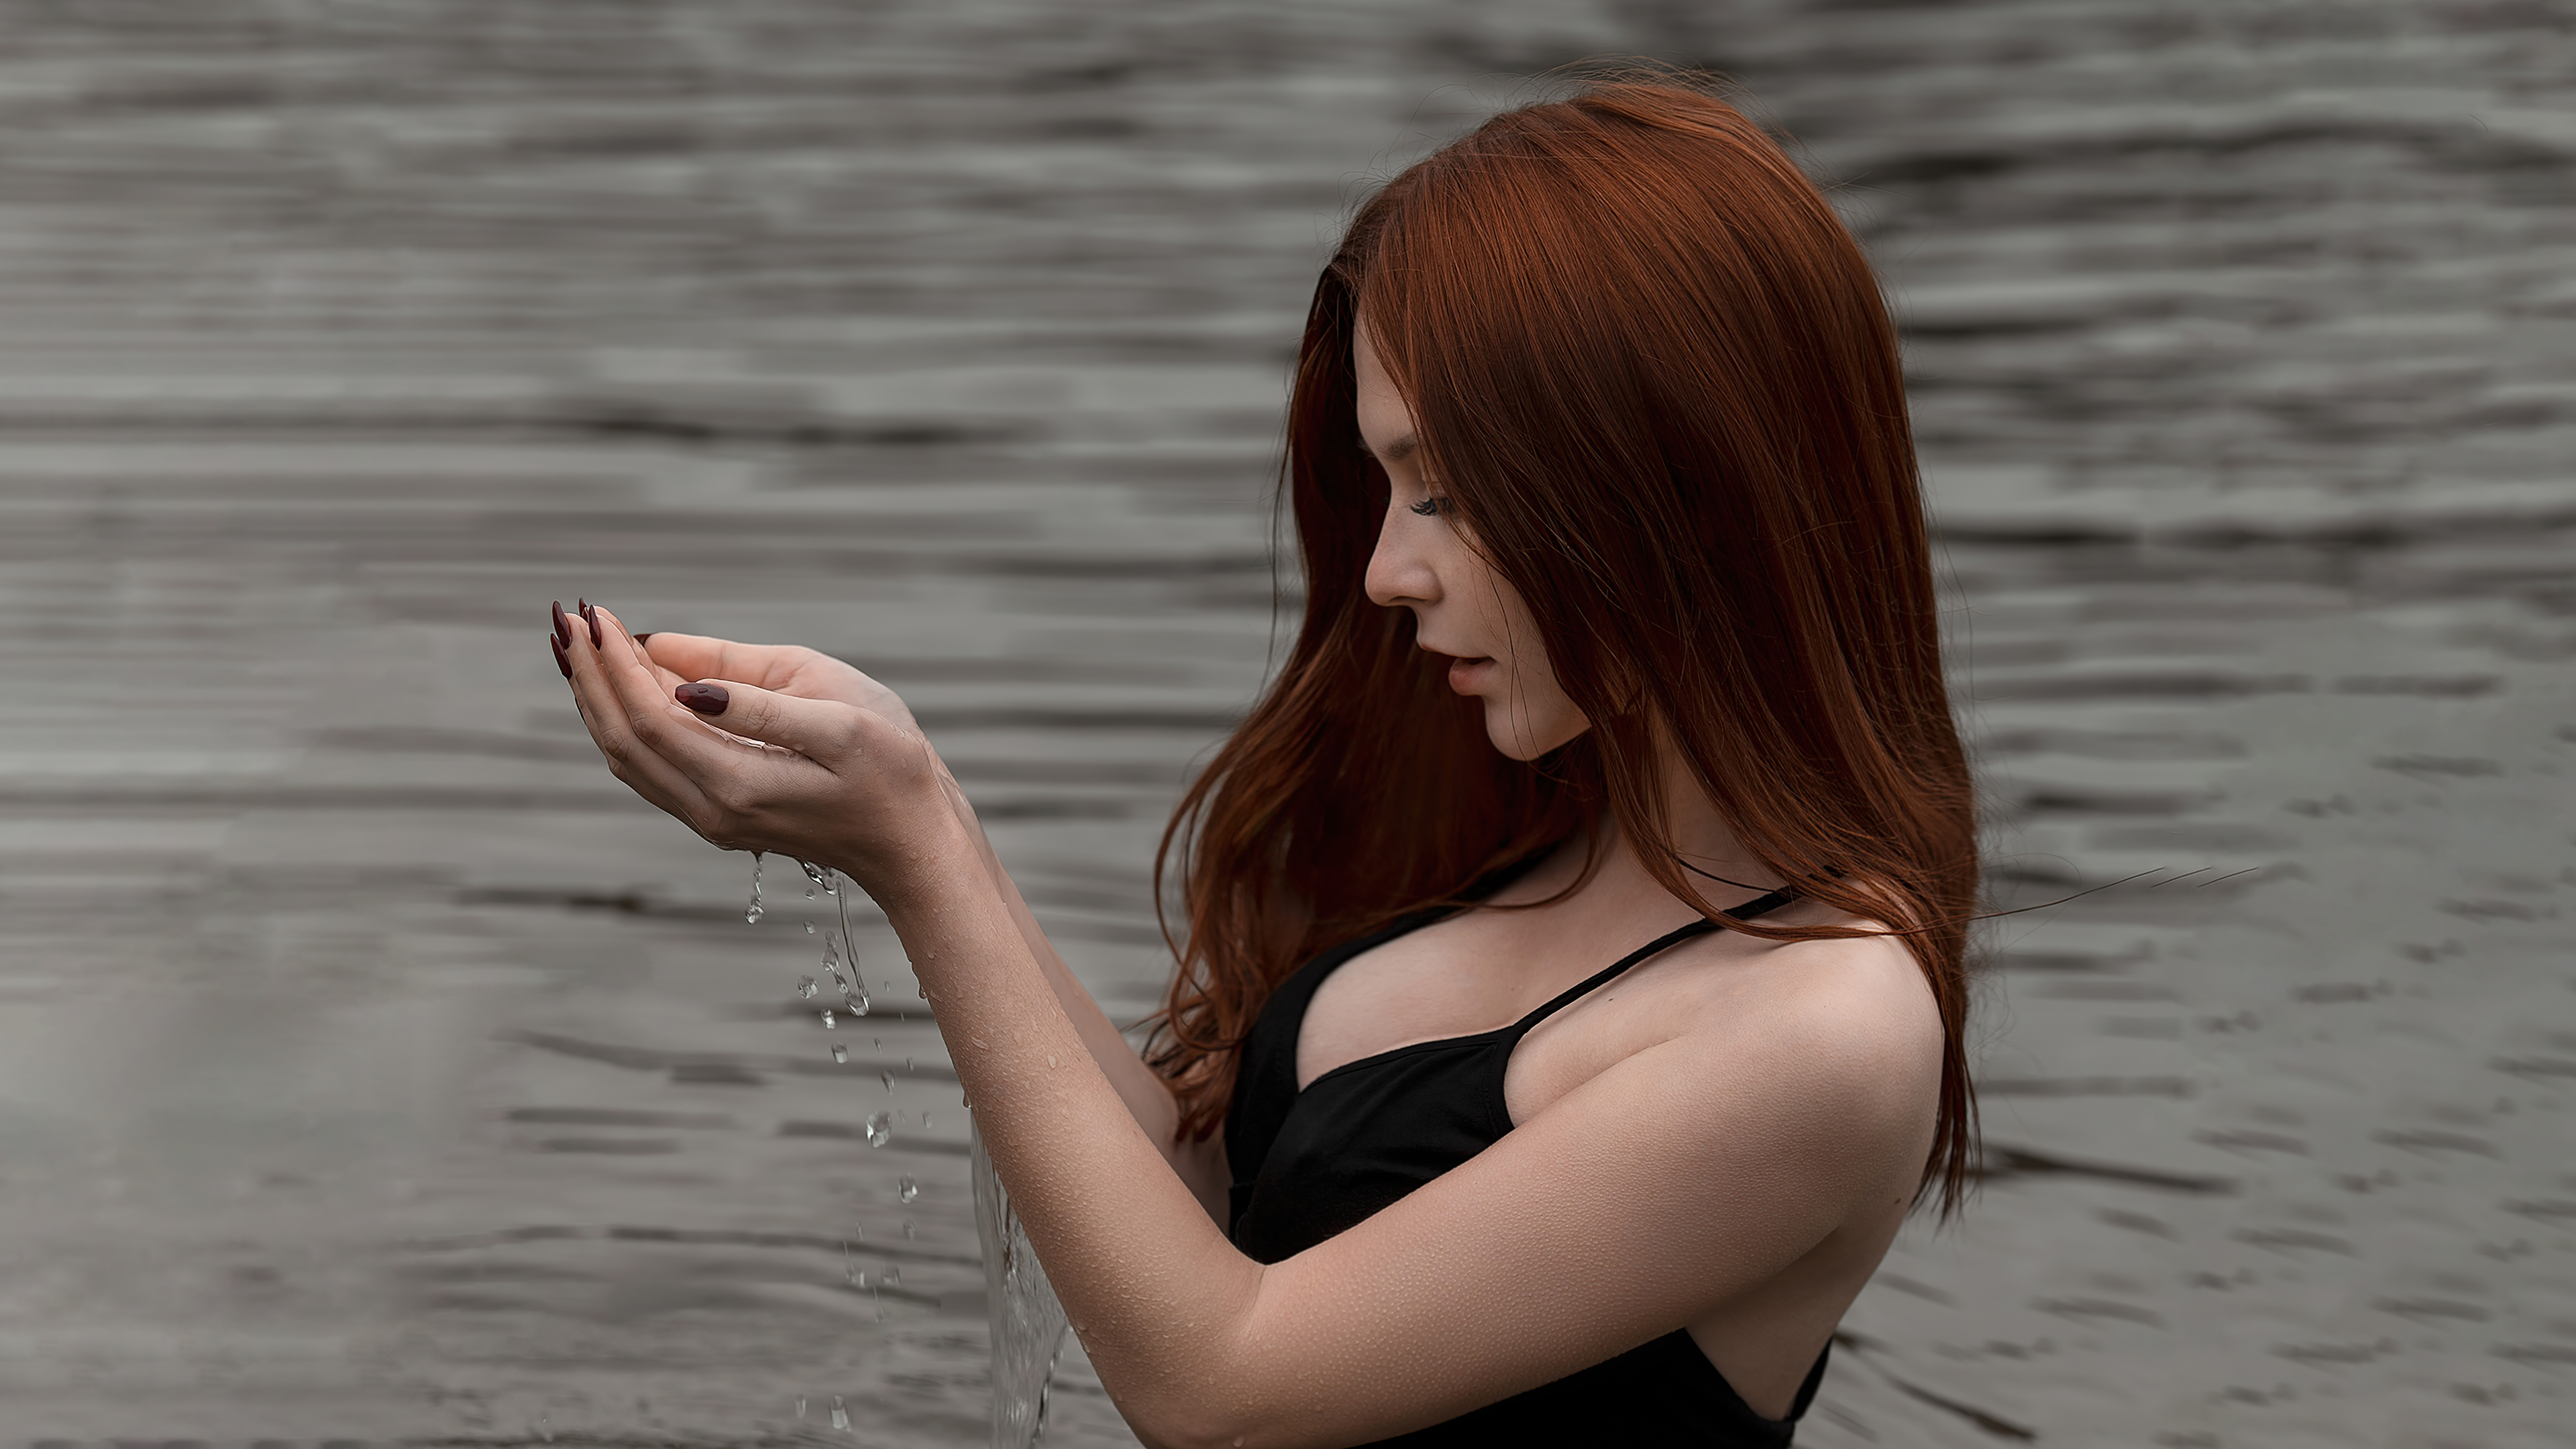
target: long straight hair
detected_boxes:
[1147,78,1980,1212]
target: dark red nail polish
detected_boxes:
[550,600,574,649]
[578,598,601,649]
[676,682,729,716]
[633,633,653,647]
[549,632,572,678]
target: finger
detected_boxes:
[635,631,733,684]
[565,616,698,700]
[636,631,807,694]
[665,670,875,771]
[561,604,723,824]
[631,645,689,696]
[588,606,815,781]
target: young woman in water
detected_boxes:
[551,78,1976,1448]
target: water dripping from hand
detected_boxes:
[973,1125,1067,1448]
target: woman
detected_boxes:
[552,78,1976,1448]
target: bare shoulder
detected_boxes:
[1761,918,1940,1057]
[1654,912,1945,1143]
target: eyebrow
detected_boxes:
[1361,433,1419,464]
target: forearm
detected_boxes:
[873,816,1263,1443]
[935,776,1228,1218]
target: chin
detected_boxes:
[1482,704,1591,762]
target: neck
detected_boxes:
[1558,727,1782,914]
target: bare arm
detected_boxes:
[565,606,1935,1449]
[942,775,1230,1218]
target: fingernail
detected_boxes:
[550,600,574,649]
[578,598,601,649]
[676,682,729,716]
[549,632,572,679]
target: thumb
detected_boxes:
[674,677,875,765]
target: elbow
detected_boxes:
[1105,1254,1281,1448]
[1103,1332,1279,1449]
[1122,1398,1261,1449]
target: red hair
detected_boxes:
[1147,78,1980,1212]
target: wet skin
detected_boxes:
[551,335,1942,1443]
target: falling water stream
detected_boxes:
[749,850,1067,1442]
[971,1126,1071,1448]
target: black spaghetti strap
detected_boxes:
[1503,886,1801,1038]
[1505,919,1717,1036]
[1717,885,1801,922]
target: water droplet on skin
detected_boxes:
[865,1111,892,1148]
[898,1176,918,1203]
[821,1009,836,1030]
[796,977,818,999]
[802,859,828,888]
[830,1394,850,1432]
[830,1044,848,1063]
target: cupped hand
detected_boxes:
[549,602,958,898]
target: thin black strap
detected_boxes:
[1505,919,1718,1037]
[1719,885,1801,922]
[1504,886,1801,1038]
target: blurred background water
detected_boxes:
[0,1,2570,1444]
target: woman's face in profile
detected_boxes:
[1355,324,1591,761]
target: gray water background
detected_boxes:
[1,1,2571,1444]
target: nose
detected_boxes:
[1363,495,1438,610]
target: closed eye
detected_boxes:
[1408,496,1448,518]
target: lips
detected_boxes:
[1446,655,1495,692]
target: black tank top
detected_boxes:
[1224,881,1829,1447]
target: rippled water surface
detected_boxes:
[1,1,2570,1444]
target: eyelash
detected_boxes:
[1408,496,1448,518]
